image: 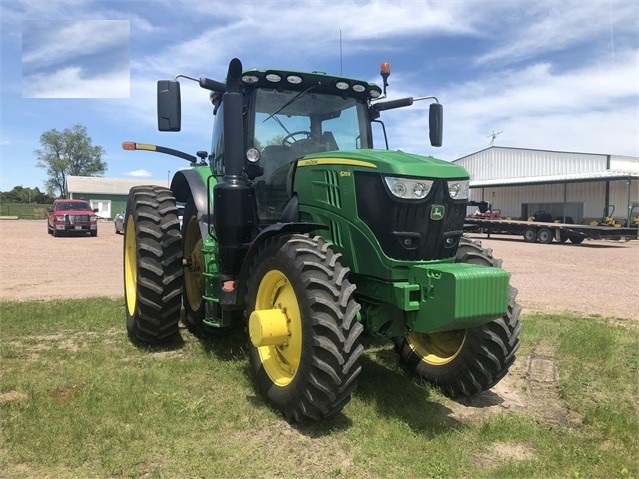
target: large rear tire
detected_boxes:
[393,237,522,397]
[181,198,207,336]
[124,186,183,344]
[246,234,364,423]
[181,197,239,337]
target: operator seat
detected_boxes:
[320,131,338,151]
[260,145,291,182]
[288,138,326,158]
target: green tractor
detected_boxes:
[123,58,521,423]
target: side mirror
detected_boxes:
[429,103,443,147]
[157,80,181,131]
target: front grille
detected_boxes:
[355,172,466,261]
[68,215,89,223]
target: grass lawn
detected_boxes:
[0,203,51,219]
[1,298,637,478]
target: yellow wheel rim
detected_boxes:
[254,270,302,387]
[124,215,137,317]
[183,216,203,311]
[407,330,466,366]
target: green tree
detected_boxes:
[0,186,54,205]
[35,124,107,197]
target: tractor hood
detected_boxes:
[300,149,469,179]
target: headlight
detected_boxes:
[448,180,469,199]
[384,176,433,200]
[246,148,260,163]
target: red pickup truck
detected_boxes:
[47,199,99,237]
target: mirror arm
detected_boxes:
[412,95,439,104]
[173,74,227,93]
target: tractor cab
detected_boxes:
[208,69,379,225]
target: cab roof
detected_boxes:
[240,68,382,101]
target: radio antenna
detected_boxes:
[487,130,503,146]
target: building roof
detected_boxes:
[456,145,625,162]
[454,146,639,187]
[469,170,639,188]
[66,176,169,195]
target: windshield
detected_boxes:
[253,88,371,153]
[56,202,91,211]
[250,88,369,224]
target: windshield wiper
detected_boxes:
[263,84,317,123]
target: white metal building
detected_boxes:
[454,147,639,224]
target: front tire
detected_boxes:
[246,234,364,423]
[124,186,183,344]
[393,237,522,397]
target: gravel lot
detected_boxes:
[1,219,637,320]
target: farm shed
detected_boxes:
[66,176,168,219]
[454,146,639,224]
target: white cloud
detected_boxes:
[385,47,639,159]
[126,169,152,178]
[475,2,638,66]
[23,65,130,98]
[0,139,11,146]
[22,20,129,69]
[131,1,484,78]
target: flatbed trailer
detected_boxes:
[464,217,638,244]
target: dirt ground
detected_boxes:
[1,219,637,442]
[1,219,637,320]
[0,220,125,302]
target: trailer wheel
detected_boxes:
[569,235,584,244]
[523,227,537,243]
[124,186,183,344]
[393,237,522,397]
[537,227,553,244]
[246,234,364,423]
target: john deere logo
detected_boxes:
[430,205,445,220]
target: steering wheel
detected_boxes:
[282,131,312,147]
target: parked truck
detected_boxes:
[122,58,521,423]
[47,199,98,237]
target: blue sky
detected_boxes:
[1,0,637,193]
